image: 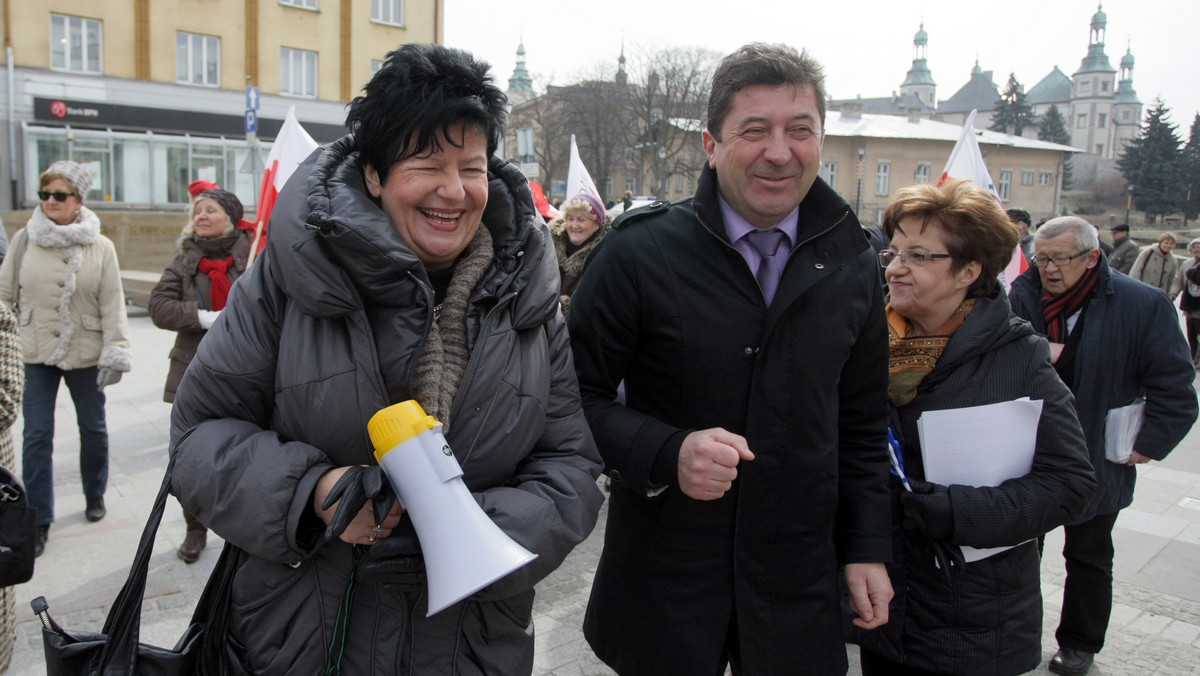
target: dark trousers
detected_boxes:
[1055,510,1121,653]
[21,363,109,525]
[1186,315,1200,360]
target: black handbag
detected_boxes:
[0,465,37,586]
[30,457,241,675]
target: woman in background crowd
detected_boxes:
[548,192,610,314]
[1176,238,1200,367]
[1129,232,1179,292]
[849,180,1095,676]
[0,304,24,673]
[149,187,252,563]
[0,160,131,558]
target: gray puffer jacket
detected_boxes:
[169,136,604,675]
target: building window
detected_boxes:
[281,0,318,9]
[1039,171,1053,186]
[1098,113,1107,128]
[874,162,890,196]
[1096,144,1104,155]
[604,177,613,198]
[176,32,220,86]
[819,160,837,191]
[677,173,685,192]
[874,207,885,226]
[1123,110,1132,121]
[370,59,384,75]
[371,0,403,25]
[624,147,637,164]
[915,163,931,185]
[625,178,636,194]
[1080,81,1090,94]
[998,170,1012,201]
[1021,170,1034,186]
[1101,81,1109,92]
[280,47,317,97]
[51,14,102,74]
[1077,114,1088,129]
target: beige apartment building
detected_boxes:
[0,0,441,210]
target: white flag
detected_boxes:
[249,105,319,264]
[937,110,1028,290]
[566,135,601,201]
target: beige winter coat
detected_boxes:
[0,205,131,371]
[1129,245,1181,293]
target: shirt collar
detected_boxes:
[719,195,800,246]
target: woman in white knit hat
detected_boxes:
[0,160,132,558]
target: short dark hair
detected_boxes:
[1005,208,1031,226]
[346,44,507,182]
[883,180,1019,298]
[707,43,826,141]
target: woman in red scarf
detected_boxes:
[148,187,252,563]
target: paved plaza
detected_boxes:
[5,308,1200,675]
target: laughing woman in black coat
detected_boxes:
[849,180,1096,676]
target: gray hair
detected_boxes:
[707,43,826,140]
[1035,216,1099,253]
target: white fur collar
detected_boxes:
[26,204,101,248]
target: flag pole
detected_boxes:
[247,220,265,267]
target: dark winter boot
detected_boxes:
[177,512,208,563]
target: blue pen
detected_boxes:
[886,428,914,492]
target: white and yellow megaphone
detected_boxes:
[367,401,537,616]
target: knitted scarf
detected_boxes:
[410,226,495,430]
[197,257,234,310]
[1041,263,1100,342]
[886,298,976,407]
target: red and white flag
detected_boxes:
[566,135,601,202]
[248,105,319,263]
[937,110,1027,290]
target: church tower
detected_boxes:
[899,22,936,108]
[507,40,534,105]
[1069,4,1118,157]
[1112,44,1143,155]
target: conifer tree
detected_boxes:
[990,73,1033,136]
[1037,104,1073,190]
[1183,113,1200,223]
[1118,100,1185,220]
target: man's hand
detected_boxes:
[845,562,893,630]
[1128,450,1152,466]
[678,428,754,500]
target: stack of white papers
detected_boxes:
[917,398,1044,562]
[1104,399,1145,465]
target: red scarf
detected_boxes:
[197,256,234,310]
[1041,263,1100,342]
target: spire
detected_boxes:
[616,40,627,86]
[1115,41,1140,104]
[901,20,935,102]
[1077,4,1115,74]
[507,38,533,93]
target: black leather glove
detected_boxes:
[320,465,396,542]
[927,540,967,583]
[899,479,954,541]
[357,520,425,593]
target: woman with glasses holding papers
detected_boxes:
[848,180,1095,676]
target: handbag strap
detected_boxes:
[96,451,178,673]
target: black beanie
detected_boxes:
[197,188,244,225]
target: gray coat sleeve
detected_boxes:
[169,260,332,564]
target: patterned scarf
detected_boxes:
[887,298,976,407]
[1040,263,1100,342]
[410,226,494,430]
[197,256,234,310]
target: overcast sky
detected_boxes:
[444,0,1200,136]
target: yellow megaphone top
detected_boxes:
[367,400,440,463]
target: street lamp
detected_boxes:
[1125,183,1135,226]
[854,142,866,216]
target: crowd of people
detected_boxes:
[2,40,1199,676]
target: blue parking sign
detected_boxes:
[245,110,258,133]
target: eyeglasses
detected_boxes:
[878,249,953,268]
[37,190,77,202]
[1032,250,1090,268]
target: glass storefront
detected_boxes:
[23,123,271,210]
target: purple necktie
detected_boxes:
[746,228,788,305]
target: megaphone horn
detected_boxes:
[368,401,537,616]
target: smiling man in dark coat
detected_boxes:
[568,43,893,675]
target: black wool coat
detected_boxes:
[848,289,1095,676]
[569,165,892,675]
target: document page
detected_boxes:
[917,398,1043,562]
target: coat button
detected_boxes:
[609,470,623,483]
[58,281,65,287]
[62,258,69,264]
[744,347,754,355]
[53,330,60,337]
[814,263,825,269]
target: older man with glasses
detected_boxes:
[1009,216,1197,676]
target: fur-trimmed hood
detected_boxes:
[548,213,613,280]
